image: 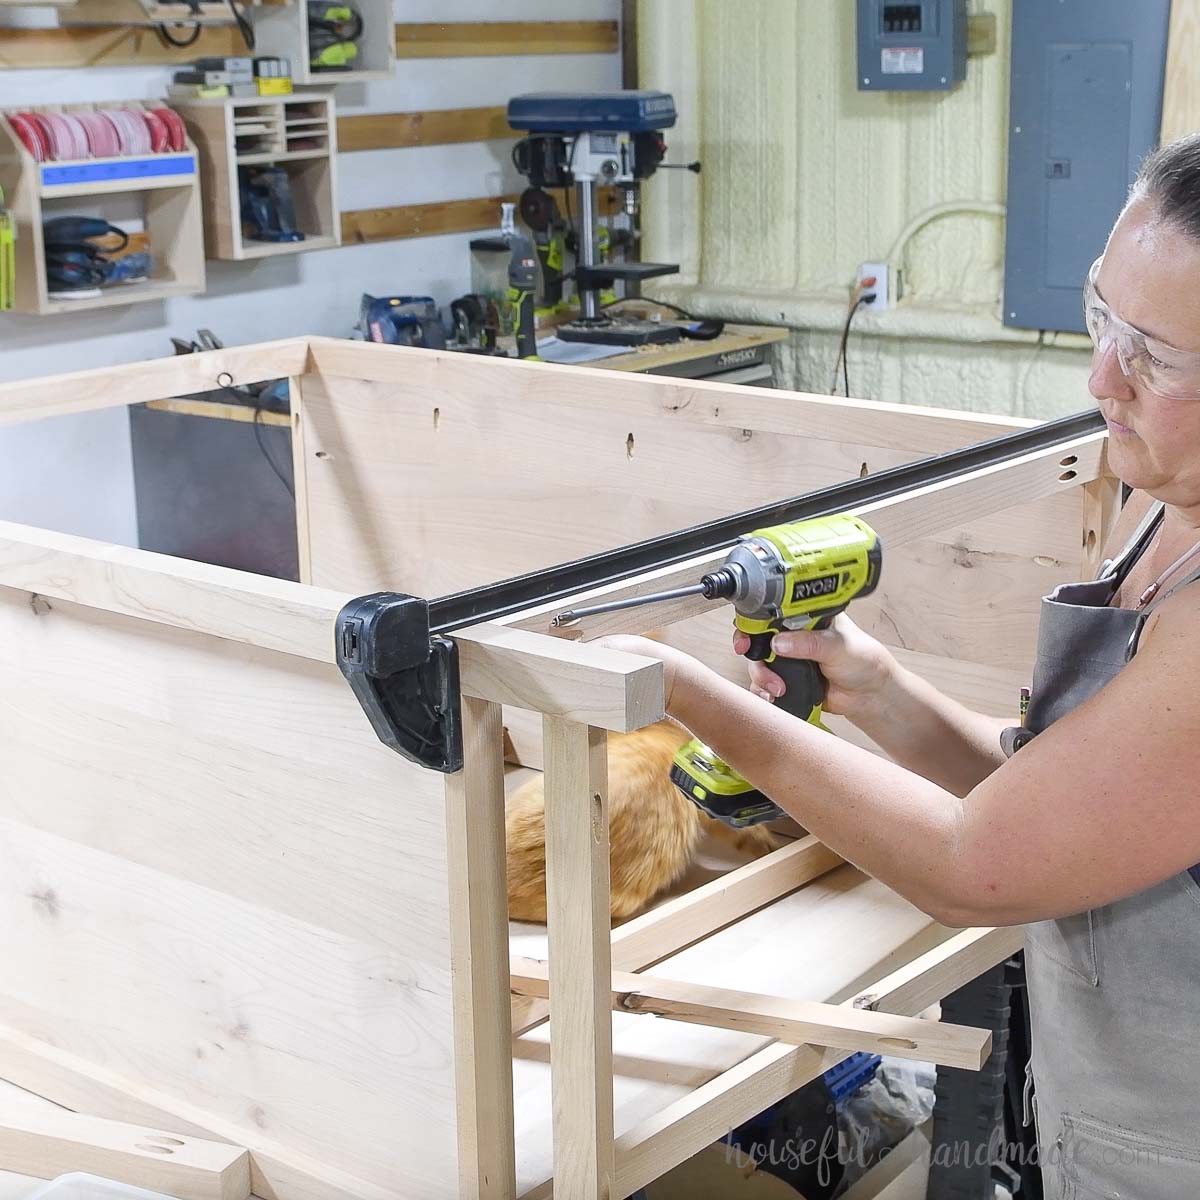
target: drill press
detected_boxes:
[507,90,698,347]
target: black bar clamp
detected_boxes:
[335,592,463,773]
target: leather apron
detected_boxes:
[1002,502,1200,1199]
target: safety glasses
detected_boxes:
[1083,257,1200,399]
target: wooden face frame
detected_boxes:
[0,338,1113,1199]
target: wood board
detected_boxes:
[0,587,459,1196]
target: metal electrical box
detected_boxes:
[1003,0,1171,332]
[856,0,967,91]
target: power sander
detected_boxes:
[553,514,882,828]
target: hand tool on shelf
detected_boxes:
[553,514,883,828]
[0,186,13,311]
[518,187,567,312]
[507,234,540,360]
[307,3,364,71]
[358,294,446,349]
[239,165,305,243]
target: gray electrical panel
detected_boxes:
[1003,0,1171,333]
[856,0,967,91]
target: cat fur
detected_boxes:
[506,719,780,924]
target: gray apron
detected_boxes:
[1002,502,1200,1198]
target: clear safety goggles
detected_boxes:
[1083,257,1200,399]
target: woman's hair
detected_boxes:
[1132,134,1200,241]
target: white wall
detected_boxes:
[0,0,622,542]
[639,0,1096,420]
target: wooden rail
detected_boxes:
[337,106,510,153]
[341,188,621,245]
[0,20,617,69]
[340,195,523,245]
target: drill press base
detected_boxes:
[557,317,683,346]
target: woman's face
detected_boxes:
[1090,196,1200,509]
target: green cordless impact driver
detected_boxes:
[552,513,882,828]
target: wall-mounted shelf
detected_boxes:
[0,102,205,316]
[176,94,340,261]
[249,0,395,84]
[61,0,266,24]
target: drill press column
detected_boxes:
[575,176,600,322]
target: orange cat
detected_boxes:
[506,719,780,924]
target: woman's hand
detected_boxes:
[736,613,895,718]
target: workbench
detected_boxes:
[548,321,787,381]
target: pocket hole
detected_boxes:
[1059,470,1078,482]
[146,1136,186,1147]
[626,433,635,458]
[433,407,440,430]
[859,462,869,478]
[1059,454,1078,467]
[314,450,328,459]
[135,1144,174,1156]
[877,1037,919,1051]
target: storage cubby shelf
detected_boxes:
[176,94,340,263]
[0,102,205,315]
[248,0,396,85]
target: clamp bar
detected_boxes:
[427,408,1104,635]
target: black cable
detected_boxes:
[228,0,255,49]
[217,379,293,498]
[831,295,870,397]
[157,21,203,47]
[842,323,850,398]
[253,403,294,498]
[602,296,696,319]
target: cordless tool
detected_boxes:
[553,514,882,828]
[307,3,364,71]
[507,234,539,359]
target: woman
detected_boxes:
[607,136,1200,1199]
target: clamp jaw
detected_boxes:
[335,593,463,773]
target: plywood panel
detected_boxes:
[0,588,459,1194]
[298,372,941,595]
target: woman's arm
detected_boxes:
[609,585,1200,928]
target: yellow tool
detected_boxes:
[0,186,14,311]
[553,514,882,827]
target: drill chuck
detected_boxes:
[698,566,739,602]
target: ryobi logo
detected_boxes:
[791,574,839,602]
